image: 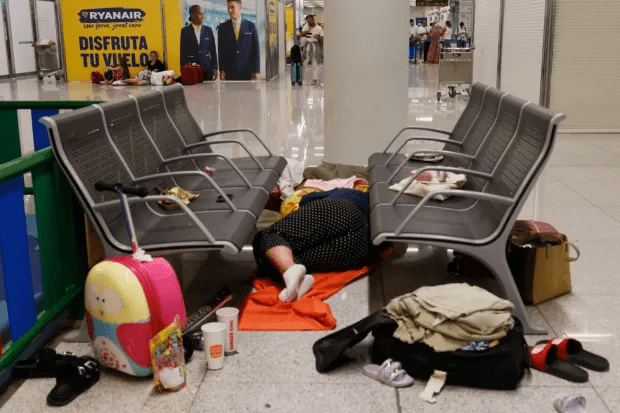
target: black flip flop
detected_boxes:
[537,338,610,372]
[47,356,100,407]
[530,342,589,383]
[13,347,77,379]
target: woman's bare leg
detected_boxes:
[264,246,296,275]
[263,246,313,302]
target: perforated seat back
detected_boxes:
[466,94,529,192]
[159,84,212,150]
[451,87,505,170]
[97,99,162,176]
[484,104,559,219]
[444,82,489,152]
[45,106,134,224]
[132,90,189,160]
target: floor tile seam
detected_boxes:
[532,306,559,337]
[380,270,388,307]
[395,388,403,413]
[596,204,620,224]
[185,367,211,413]
[592,385,614,413]
[554,180,598,208]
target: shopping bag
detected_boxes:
[507,232,579,305]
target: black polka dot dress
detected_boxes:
[253,198,370,273]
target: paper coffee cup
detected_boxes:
[216,307,239,355]
[201,322,226,370]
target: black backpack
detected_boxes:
[371,317,530,390]
[290,45,302,63]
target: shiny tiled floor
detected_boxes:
[1,64,620,412]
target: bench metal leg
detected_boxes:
[461,241,547,335]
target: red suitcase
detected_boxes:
[181,64,205,85]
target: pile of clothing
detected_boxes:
[383,283,514,352]
[313,283,530,391]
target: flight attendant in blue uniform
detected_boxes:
[218,0,260,81]
[180,5,218,80]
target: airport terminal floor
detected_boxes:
[1,63,620,412]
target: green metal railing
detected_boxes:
[0,101,98,387]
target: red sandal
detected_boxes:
[530,342,588,383]
[537,338,609,372]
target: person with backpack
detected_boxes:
[290,40,303,85]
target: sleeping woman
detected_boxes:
[252,184,372,302]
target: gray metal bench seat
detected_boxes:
[368,102,566,335]
[369,84,502,187]
[367,82,490,175]
[130,90,279,194]
[41,105,260,254]
[157,84,287,175]
[369,92,529,211]
[95,98,268,218]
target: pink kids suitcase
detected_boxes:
[85,182,187,376]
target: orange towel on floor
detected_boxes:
[238,249,390,331]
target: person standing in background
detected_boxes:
[409,19,418,61]
[409,19,418,41]
[180,5,218,81]
[418,20,429,63]
[427,22,447,64]
[457,22,469,48]
[300,14,324,86]
[442,20,453,46]
[218,0,261,81]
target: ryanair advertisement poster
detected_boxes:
[61,2,164,81]
[61,0,277,82]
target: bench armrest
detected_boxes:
[159,153,253,188]
[201,128,273,156]
[93,194,218,245]
[184,139,264,171]
[382,126,453,154]
[393,190,514,237]
[133,171,238,212]
[389,166,492,206]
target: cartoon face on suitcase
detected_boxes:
[85,260,156,376]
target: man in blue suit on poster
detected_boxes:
[218,0,260,81]
[180,5,218,80]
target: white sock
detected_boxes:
[278,264,306,303]
[296,274,314,300]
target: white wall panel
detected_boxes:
[0,8,10,76]
[550,0,620,131]
[8,0,36,74]
[472,0,500,87]
[500,0,545,104]
[35,1,58,42]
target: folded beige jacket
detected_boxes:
[384,283,514,352]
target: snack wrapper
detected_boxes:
[149,315,187,393]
